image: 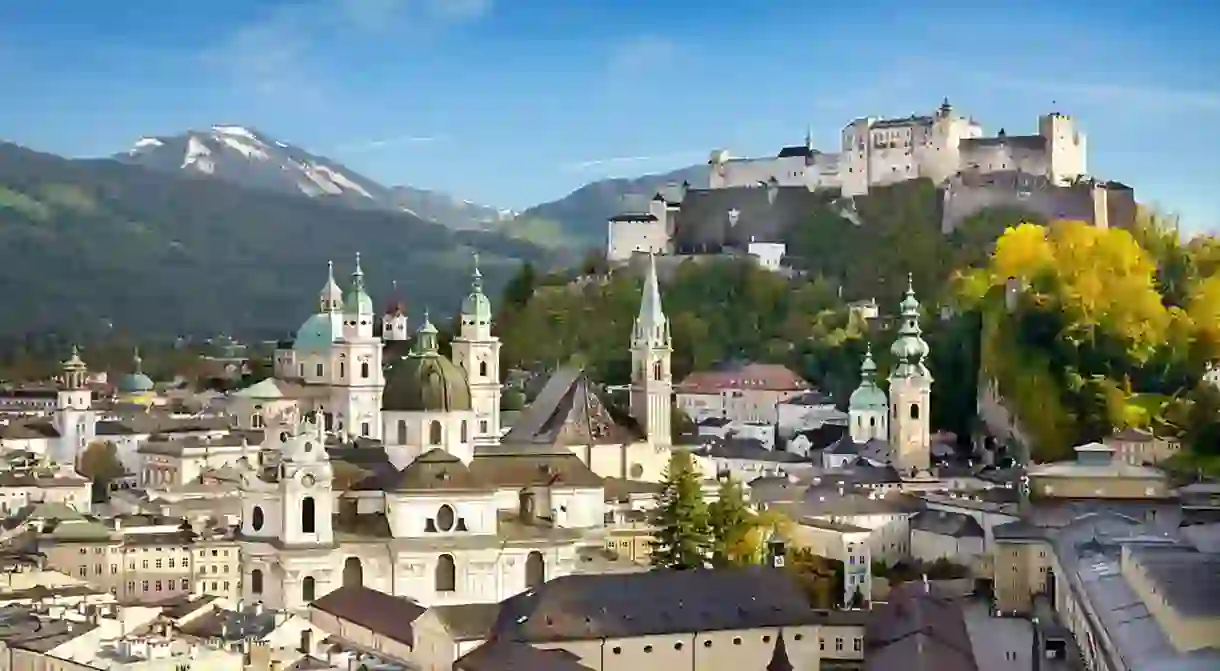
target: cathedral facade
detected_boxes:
[231,252,680,612]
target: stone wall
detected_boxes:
[941,171,1136,233]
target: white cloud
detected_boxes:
[336,135,446,152]
[206,0,493,97]
[561,150,705,173]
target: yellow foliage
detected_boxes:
[991,222,1055,281]
[968,220,1169,361]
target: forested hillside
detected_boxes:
[0,143,552,340]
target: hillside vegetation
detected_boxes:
[0,143,552,340]
[498,180,1220,469]
[956,216,1220,465]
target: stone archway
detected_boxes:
[343,557,364,588]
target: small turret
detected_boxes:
[319,261,343,313]
[382,280,409,342]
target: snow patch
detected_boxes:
[211,126,260,141]
[274,141,289,148]
[309,164,373,199]
[182,136,215,174]
[132,137,164,150]
[218,136,270,161]
[293,160,344,195]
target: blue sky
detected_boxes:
[1,0,1218,229]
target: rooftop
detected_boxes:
[1125,545,1220,617]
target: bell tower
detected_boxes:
[630,253,672,446]
[450,253,502,446]
[888,275,932,475]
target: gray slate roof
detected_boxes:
[909,510,985,538]
[489,568,844,642]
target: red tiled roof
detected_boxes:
[678,363,809,394]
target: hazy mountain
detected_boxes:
[515,165,709,246]
[0,141,551,339]
[117,125,515,230]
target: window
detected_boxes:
[854,638,862,651]
[340,363,346,378]
[460,420,468,443]
[525,551,545,589]
[251,506,265,532]
[181,579,189,590]
[361,422,370,437]
[396,420,407,444]
[252,413,264,429]
[142,580,149,592]
[316,363,324,377]
[835,638,843,651]
[478,361,487,377]
[437,504,457,532]
[250,569,263,594]
[435,554,456,592]
[480,420,488,433]
[343,557,364,588]
[910,403,919,420]
[302,576,316,602]
[361,362,370,378]
[301,496,316,534]
[156,559,163,569]
[429,420,442,445]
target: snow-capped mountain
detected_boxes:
[119,126,510,228]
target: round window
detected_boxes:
[437,504,456,532]
[251,505,265,532]
[629,463,645,479]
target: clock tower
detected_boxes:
[277,414,335,548]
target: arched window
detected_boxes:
[653,360,663,381]
[340,363,346,379]
[250,569,263,594]
[525,551,545,589]
[324,413,334,431]
[397,420,407,444]
[869,416,876,428]
[435,554,456,593]
[252,413,264,429]
[301,496,316,534]
[302,576,316,602]
[910,404,919,420]
[361,362,370,378]
[478,361,488,377]
[429,420,442,445]
[343,557,363,588]
[460,420,468,443]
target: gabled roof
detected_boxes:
[909,510,985,538]
[866,582,978,671]
[455,640,592,671]
[383,448,486,492]
[500,366,642,447]
[310,584,426,646]
[468,449,603,489]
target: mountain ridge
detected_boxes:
[118,125,516,232]
[0,140,552,339]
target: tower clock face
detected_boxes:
[301,473,316,487]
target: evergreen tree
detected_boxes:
[648,451,711,570]
[708,477,752,567]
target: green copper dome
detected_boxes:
[344,252,374,315]
[382,314,472,412]
[294,313,343,353]
[460,254,492,321]
[848,347,887,410]
[890,274,932,378]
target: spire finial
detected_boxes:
[906,272,915,295]
[133,347,143,373]
[327,260,335,279]
[353,252,363,276]
[471,251,483,292]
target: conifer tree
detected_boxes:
[649,451,711,570]
[708,477,752,567]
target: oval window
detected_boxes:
[437,504,456,532]
[251,505,265,532]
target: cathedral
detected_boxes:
[228,252,681,612]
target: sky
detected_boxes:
[1,0,1218,230]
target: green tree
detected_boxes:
[671,406,696,444]
[77,440,126,503]
[707,478,752,567]
[648,451,711,570]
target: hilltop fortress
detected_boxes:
[607,99,1134,263]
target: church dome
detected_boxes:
[382,317,472,412]
[117,349,154,393]
[294,313,343,353]
[118,372,154,393]
[849,384,887,410]
[461,291,492,321]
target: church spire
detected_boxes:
[416,309,438,353]
[132,347,144,374]
[471,252,483,293]
[634,252,668,346]
[890,274,931,379]
[320,260,343,313]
